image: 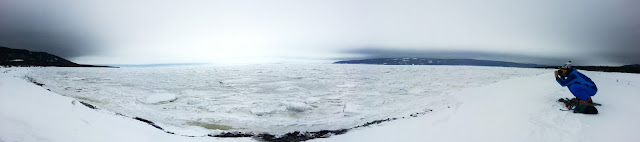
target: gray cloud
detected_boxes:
[0,0,638,65]
[0,27,94,58]
[597,26,640,65]
[0,0,97,59]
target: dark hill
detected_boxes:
[538,64,640,74]
[334,58,546,68]
[0,46,113,67]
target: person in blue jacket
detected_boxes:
[555,61,598,114]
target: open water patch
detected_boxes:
[187,121,234,130]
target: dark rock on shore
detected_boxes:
[209,109,435,142]
[24,76,44,86]
[133,117,164,130]
[210,129,349,142]
[79,101,98,109]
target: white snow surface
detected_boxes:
[1,65,639,142]
[313,68,640,142]
[21,64,549,135]
[0,68,253,142]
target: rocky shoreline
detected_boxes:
[24,78,436,142]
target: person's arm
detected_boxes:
[556,73,578,86]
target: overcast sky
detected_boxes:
[1,0,638,66]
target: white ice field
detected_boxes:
[25,64,550,135]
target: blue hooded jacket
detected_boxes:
[556,68,598,92]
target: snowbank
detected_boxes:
[313,71,640,142]
[0,68,253,142]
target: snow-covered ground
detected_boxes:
[21,65,549,135]
[1,65,639,142]
[313,68,640,142]
[0,68,253,142]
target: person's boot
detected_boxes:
[559,98,577,109]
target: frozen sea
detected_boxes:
[26,64,549,135]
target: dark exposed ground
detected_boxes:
[206,110,432,142]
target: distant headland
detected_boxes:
[0,46,116,68]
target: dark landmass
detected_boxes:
[336,58,639,74]
[538,64,640,74]
[334,58,546,68]
[106,63,209,68]
[0,46,115,68]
